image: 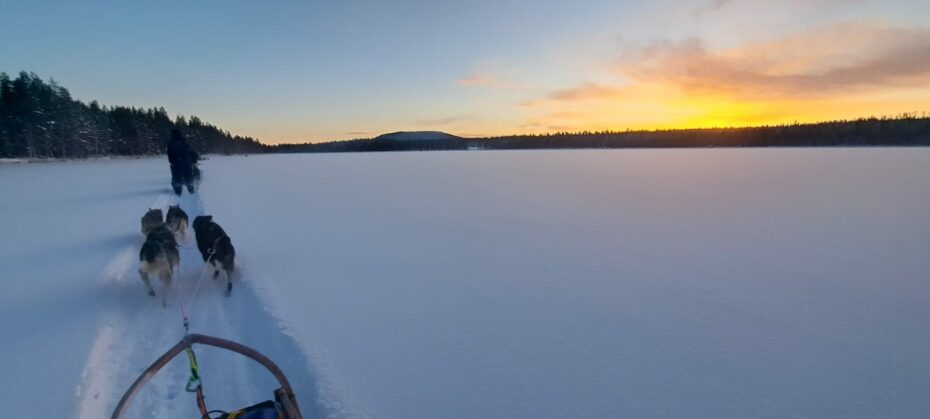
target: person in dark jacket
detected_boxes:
[167,129,195,195]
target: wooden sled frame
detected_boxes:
[111,333,303,419]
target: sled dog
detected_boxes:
[139,225,179,306]
[192,215,236,296]
[165,204,189,242]
[140,208,164,235]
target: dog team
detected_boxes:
[138,204,236,306]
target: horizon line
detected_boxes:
[264,111,930,146]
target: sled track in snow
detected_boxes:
[76,190,327,419]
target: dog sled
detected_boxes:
[111,333,303,419]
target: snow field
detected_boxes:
[3,148,930,418]
[200,149,930,418]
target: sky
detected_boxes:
[1,0,929,144]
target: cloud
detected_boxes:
[617,22,930,97]
[516,21,930,132]
[693,0,734,17]
[414,114,475,126]
[693,0,862,18]
[521,83,629,108]
[456,73,532,91]
[530,22,930,105]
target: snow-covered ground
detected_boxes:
[2,149,929,418]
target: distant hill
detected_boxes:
[274,130,468,153]
[374,131,462,142]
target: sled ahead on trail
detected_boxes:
[111,334,303,419]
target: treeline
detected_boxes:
[0,72,267,158]
[478,115,930,149]
[5,71,928,157]
[273,137,468,153]
[276,114,930,153]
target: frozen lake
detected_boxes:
[2,148,929,418]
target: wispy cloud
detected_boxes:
[693,0,734,17]
[415,114,475,126]
[693,0,863,18]
[521,83,629,108]
[456,73,533,91]
[616,22,930,97]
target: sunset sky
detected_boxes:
[2,0,929,143]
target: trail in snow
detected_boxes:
[76,185,325,418]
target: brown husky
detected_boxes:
[139,225,180,307]
[165,204,189,242]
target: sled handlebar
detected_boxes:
[111,333,303,419]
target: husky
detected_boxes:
[139,225,180,306]
[165,204,189,242]
[140,208,164,235]
[192,215,236,296]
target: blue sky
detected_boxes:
[2,0,929,143]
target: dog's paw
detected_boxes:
[148,290,155,297]
[226,282,232,297]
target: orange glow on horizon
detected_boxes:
[254,83,930,144]
[515,80,930,136]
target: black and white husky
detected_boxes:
[192,215,236,296]
[165,204,189,242]
[139,225,180,306]
[140,208,164,236]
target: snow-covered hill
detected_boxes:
[2,149,930,418]
[373,131,462,141]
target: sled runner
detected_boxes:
[111,333,303,419]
